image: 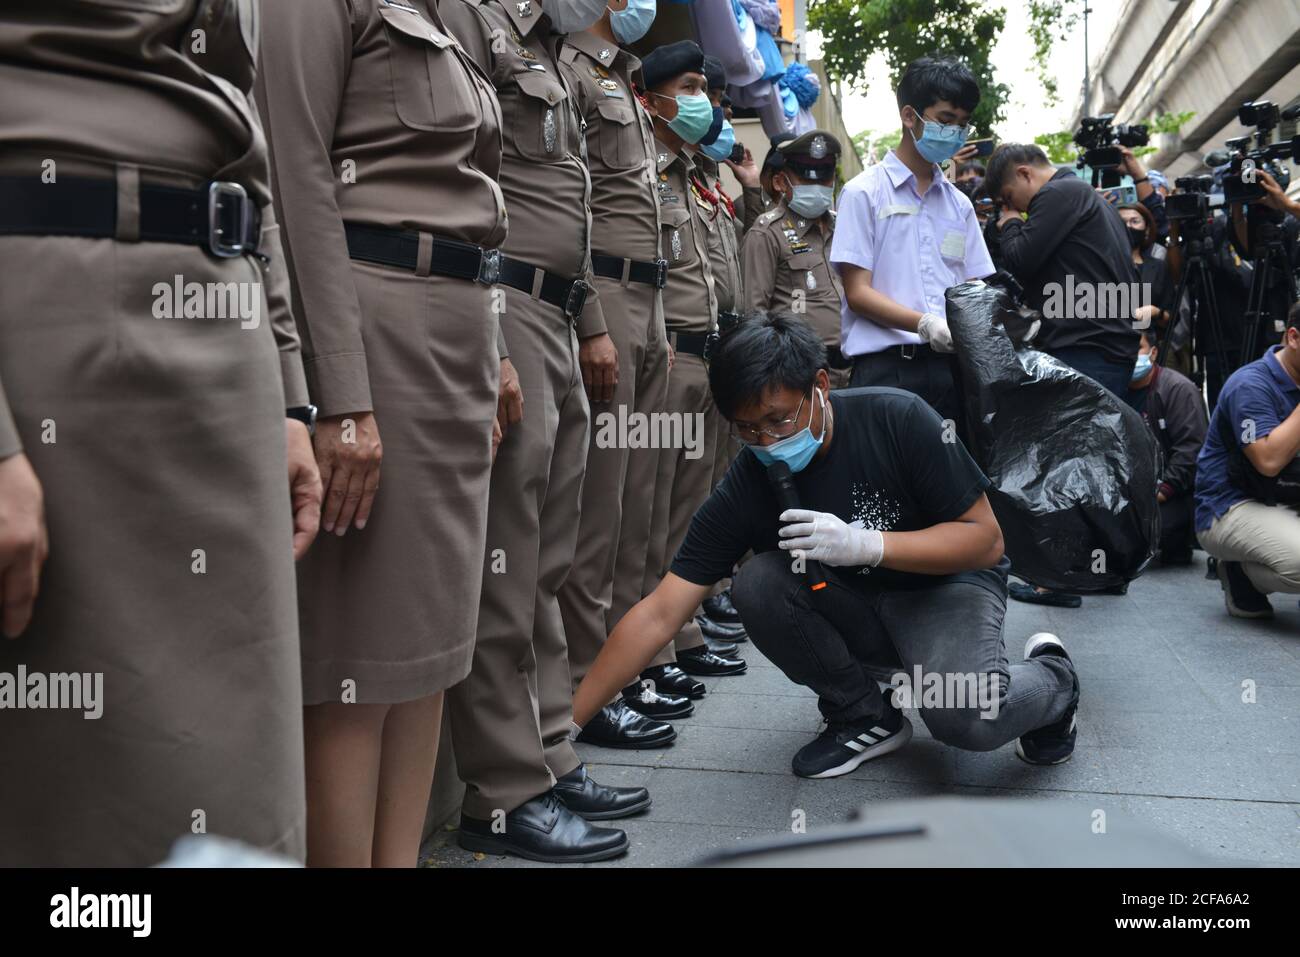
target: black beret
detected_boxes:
[703,55,726,92]
[779,130,842,181]
[641,40,706,90]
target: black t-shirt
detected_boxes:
[670,388,1008,592]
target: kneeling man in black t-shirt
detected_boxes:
[572,312,1081,777]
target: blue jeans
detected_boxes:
[1048,346,1136,401]
[730,552,1078,752]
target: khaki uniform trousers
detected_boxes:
[447,288,589,819]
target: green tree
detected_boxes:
[852,128,903,163]
[1033,130,1076,165]
[809,0,1009,135]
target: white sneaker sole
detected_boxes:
[1024,632,1065,659]
[802,716,914,779]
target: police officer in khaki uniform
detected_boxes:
[743,131,852,388]
[637,41,747,682]
[257,0,518,867]
[440,0,649,864]
[555,4,691,740]
[0,0,321,866]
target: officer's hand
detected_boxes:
[667,341,676,373]
[0,453,48,639]
[313,411,382,536]
[726,147,761,189]
[579,332,619,404]
[777,509,884,567]
[286,419,323,560]
[491,415,503,462]
[497,358,524,440]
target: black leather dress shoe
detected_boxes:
[622,679,694,719]
[458,791,628,863]
[697,613,747,643]
[702,588,742,624]
[676,644,747,676]
[642,664,706,699]
[553,764,651,820]
[577,701,677,749]
[703,634,739,656]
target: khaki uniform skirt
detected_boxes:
[295,263,499,706]
[0,235,305,866]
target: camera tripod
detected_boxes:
[1157,228,1232,394]
[1240,219,1297,360]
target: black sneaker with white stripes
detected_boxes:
[791,700,912,779]
[1016,632,1079,766]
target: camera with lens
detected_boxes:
[1074,114,1150,187]
[1221,100,1300,204]
[1167,174,1215,223]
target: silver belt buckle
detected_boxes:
[900,343,918,360]
[478,248,501,285]
[207,181,253,258]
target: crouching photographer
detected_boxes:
[1196,302,1300,619]
[569,312,1080,778]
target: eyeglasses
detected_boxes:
[728,389,812,446]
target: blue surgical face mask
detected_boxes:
[699,106,725,146]
[750,388,827,473]
[788,184,834,219]
[608,0,656,45]
[1131,353,1153,382]
[701,120,737,162]
[666,93,715,144]
[907,108,968,164]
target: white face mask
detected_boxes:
[544,0,607,33]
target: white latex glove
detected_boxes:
[917,312,955,353]
[777,509,884,567]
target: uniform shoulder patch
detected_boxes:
[756,208,782,226]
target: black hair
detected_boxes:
[983,143,1052,197]
[708,311,827,420]
[957,161,986,177]
[1288,300,1300,333]
[896,55,980,115]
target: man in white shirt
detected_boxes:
[830,56,995,427]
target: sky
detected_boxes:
[807,0,1124,147]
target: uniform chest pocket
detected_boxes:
[661,205,695,264]
[933,215,969,267]
[594,96,641,171]
[379,2,478,132]
[506,69,571,163]
[786,249,833,295]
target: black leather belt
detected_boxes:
[0,175,261,258]
[855,342,944,361]
[827,345,852,369]
[344,222,588,322]
[591,252,668,289]
[345,222,499,283]
[674,330,720,360]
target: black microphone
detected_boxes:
[766,460,828,592]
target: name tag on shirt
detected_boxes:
[878,204,918,218]
[940,229,966,259]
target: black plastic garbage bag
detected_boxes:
[945,280,1161,593]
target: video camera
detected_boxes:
[1074,113,1149,187]
[1222,99,1300,204]
[1167,174,1215,223]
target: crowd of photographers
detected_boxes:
[945,105,1300,616]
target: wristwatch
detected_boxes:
[286,404,318,436]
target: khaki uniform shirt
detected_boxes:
[742,200,844,348]
[256,0,506,416]
[656,141,717,334]
[694,156,745,315]
[442,0,606,338]
[0,0,310,454]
